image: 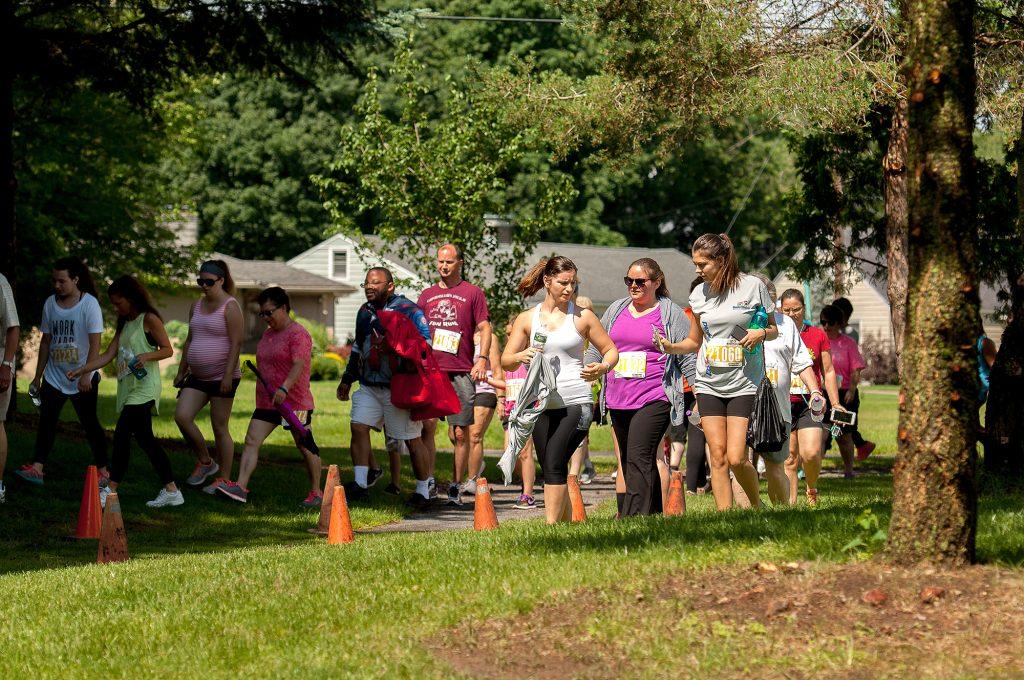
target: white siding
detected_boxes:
[773,270,894,349]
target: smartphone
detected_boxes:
[831,409,857,426]
[730,325,748,342]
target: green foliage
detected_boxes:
[294,316,331,357]
[842,508,889,558]
[165,320,190,350]
[239,354,258,381]
[316,45,576,327]
[310,355,343,381]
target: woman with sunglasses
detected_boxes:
[215,287,323,504]
[591,258,693,516]
[174,260,244,492]
[778,289,844,505]
[656,233,777,510]
[819,304,864,479]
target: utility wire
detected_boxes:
[419,13,565,24]
[724,154,772,235]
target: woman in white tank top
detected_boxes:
[501,256,618,525]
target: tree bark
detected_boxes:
[887,0,979,565]
[982,105,1024,478]
[830,166,846,296]
[884,97,910,378]
[1,0,14,277]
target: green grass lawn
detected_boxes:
[2,379,1019,676]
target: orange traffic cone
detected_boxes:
[75,465,102,539]
[327,485,354,544]
[473,477,499,530]
[97,492,129,563]
[310,464,340,535]
[665,470,686,515]
[567,474,587,522]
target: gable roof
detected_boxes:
[215,253,355,294]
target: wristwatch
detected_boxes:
[1,359,14,370]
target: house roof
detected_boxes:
[214,253,355,294]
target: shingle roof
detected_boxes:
[214,253,355,294]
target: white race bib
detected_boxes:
[705,339,744,368]
[790,373,809,395]
[505,378,524,403]
[432,328,462,355]
[614,351,648,379]
[766,365,780,389]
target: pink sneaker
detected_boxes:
[15,464,44,485]
[301,489,323,508]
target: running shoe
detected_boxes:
[0,481,6,504]
[203,477,229,495]
[301,489,323,508]
[367,467,383,488]
[14,464,44,485]
[217,481,249,503]
[806,488,819,507]
[462,478,477,496]
[146,488,185,508]
[98,469,111,489]
[344,480,369,501]
[406,492,431,510]
[384,483,401,496]
[513,494,536,510]
[856,441,876,461]
[98,485,112,508]
[610,469,618,482]
[446,483,462,506]
[580,460,597,485]
[427,477,437,498]
[186,460,220,486]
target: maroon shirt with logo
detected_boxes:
[417,281,490,373]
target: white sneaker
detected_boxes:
[0,480,6,504]
[99,485,112,508]
[462,478,477,496]
[146,488,185,508]
[756,458,766,475]
[427,477,437,498]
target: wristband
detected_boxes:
[277,386,288,394]
[475,355,490,365]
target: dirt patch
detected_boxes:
[428,562,1024,678]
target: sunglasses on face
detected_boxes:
[258,307,279,319]
[197,277,219,287]
[624,277,650,287]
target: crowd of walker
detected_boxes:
[2,232,924,524]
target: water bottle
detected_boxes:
[119,346,148,380]
[808,392,826,422]
[745,305,769,355]
[28,384,42,408]
[531,321,548,351]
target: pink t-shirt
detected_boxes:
[829,332,865,390]
[604,307,668,410]
[254,321,314,411]
[417,280,490,373]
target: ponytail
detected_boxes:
[53,256,98,298]
[517,256,577,297]
[692,233,740,295]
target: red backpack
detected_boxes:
[376,310,460,421]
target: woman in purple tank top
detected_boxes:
[173,260,244,491]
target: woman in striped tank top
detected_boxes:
[173,260,244,491]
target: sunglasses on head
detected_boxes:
[624,276,650,287]
[258,307,279,319]
[197,277,219,287]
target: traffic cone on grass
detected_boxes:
[665,470,685,515]
[310,464,340,535]
[567,474,587,522]
[473,477,499,530]
[327,485,354,544]
[97,492,129,563]
[75,465,102,539]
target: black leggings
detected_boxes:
[111,401,174,486]
[611,400,671,516]
[684,392,709,493]
[532,405,591,485]
[33,374,108,468]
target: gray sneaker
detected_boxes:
[446,483,462,506]
[203,478,228,495]
[146,488,185,508]
[186,460,220,486]
[427,477,437,498]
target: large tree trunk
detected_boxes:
[982,106,1024,478]
[1,0,14,277]
[887,0,979,565]
[884,97,910,378]
[830,166,846,296]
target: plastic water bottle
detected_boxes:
[28,384,42,408]
[745,305,769,355]
[119,346,148,380]
[531,321,548,350]
[808,392,826,422]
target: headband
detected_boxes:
[199,262,226,278]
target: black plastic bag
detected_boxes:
[747,373,787,453]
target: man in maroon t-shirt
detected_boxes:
[417,244,492,506]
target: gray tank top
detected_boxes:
[530,302,592,408]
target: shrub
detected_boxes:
[165,320,189,350]
[860,331,899,385]
[295,316,330,356]
[163,363,180,380]
[100,327,118,377]
[310,355,343,381]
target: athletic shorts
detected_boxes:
[790,399,826,430]
[666,420,687,444]
[695,393,756,419]
[0,382,11,422]
[180,375,241,398]
[760,421,793,464]
[445,373,475,427]
[251,408,313,429]
[474,392,498,409]
[351,385,423,441]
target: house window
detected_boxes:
[330,248,349,281]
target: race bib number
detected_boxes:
[505,378,525,403]
[51,344,80,365]
[790,373,809,395]
[432,328,462,355]
[614,351,647,379]
[766,365,780,389]
[705,339,744,368]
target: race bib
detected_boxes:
[51,344,80,365]
[505,378,525,403]
[790,373,809,395]
[705,339,744,368]
[432,328,462,355]
[766,365,780,389]
[614,351,647,379]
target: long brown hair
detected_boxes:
[629,257,669,297]
[517,256,577,297]
[53,256,98,298]
[692,233,740,295]
[108,276,163,331]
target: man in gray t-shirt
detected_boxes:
[689,273,776,398]
[0,272,21,502]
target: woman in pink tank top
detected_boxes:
[173,260,244,490]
